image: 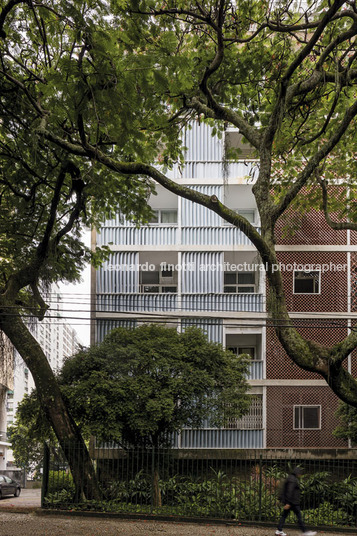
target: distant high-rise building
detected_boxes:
[6,288,81,467]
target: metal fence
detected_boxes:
[42,444,357,530]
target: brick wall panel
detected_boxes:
[266,386,347,448]
[275,252,348,312]
[266,320,348,379]
[276,210,347,245]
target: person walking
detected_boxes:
[275,467,316,536]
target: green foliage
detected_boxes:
[42,461,357,527]
[300,471,333,509]
[60,324,250,447]
[334,402,357,444]
[48,471,75,496]
[8,392,56,472]
[303,502,352,527]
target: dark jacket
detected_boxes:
[282,468,302,506]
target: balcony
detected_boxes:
[97,225,178,247]
[181,226,260,246]
[97,292,263,314]
[247,360,264,380]
[97,293,178,312]
[181,293,263,312]
[97,224,260,248]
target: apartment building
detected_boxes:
[92,121,350,450]
[0,332,13,470]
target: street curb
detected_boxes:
[34,509,357,534]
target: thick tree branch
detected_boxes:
[0,0,28,38]
[29,282,49,320]
[282,0,345,85]
[272,98,357,221]
[318,176,357,231]
[189,97,262,149]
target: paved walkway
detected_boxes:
[0,490,352,536]
[0,512,352,536]
[0,488,41,510]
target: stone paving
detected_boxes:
[0,490,351,536]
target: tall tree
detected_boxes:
[12,324,250,506]
[60,324,250,448]
[1,0,357,457]
[0,0,154,498]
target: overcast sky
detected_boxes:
[58,230,91,346]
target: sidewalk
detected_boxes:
[0,488,41,511]
[0,490,351,536]
[0,512,352,536]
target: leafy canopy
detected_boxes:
[3,0,357,410]
[59,324,250,447]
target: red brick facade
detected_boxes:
[275,209,347,246]
[276,251,348,312]
[266,386,347,448]
[266,198,352,448]
[266,320,348,380]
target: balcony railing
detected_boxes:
[176,429,264,449]
[97,226,178,247]
[96,293,264,313]
[97,225,261,247]
[97,293,178,312]
[247,360,264,380]
[181,226,260,246]
[181,293,264,312]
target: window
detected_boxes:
[226,395,263,430]
[294,270,320,294]
[228,346,259,360]
[140,269,177,293]
[149,209,177,224]
[224,272,256,293]
[225,130,255,159]
[236,209,255,224]
[294,405,321,430]
[223,208,256,226]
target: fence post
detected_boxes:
[258,453,263,521]
[151,446,155,514]
[41,442,50,508]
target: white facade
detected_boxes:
[92,122,266,448]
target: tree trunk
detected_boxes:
[0,310,101,501]
[152,465,162,508]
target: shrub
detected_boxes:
[48,470,75,496]
[303,501,352,527]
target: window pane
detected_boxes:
[161,269,173,278]
[238,347,255,358]
[224,272,236,284]
[294,407,301,428]
[162,286,177,293]
[224,286,237,293]
[238,286,255,293]
[161,210,177,223]
[294,271,320,294]
[237,209,255,223]
[148,210,159,223]
[238,272,255,285]
[143,285,159,293]
[303,407,320,428]
[141,271,159,284]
